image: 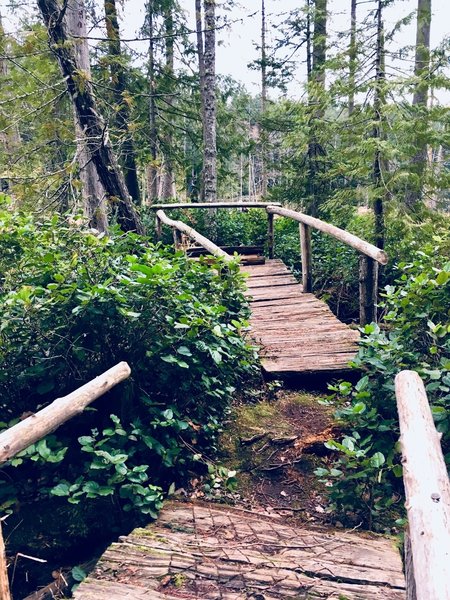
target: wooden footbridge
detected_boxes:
[154,202,388,377]
[1,204,449,600]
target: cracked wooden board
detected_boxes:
[240,259,360,375]
[74,502,405,599]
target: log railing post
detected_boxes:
[0,522,11,600]
[173,228,182,250]
[359,255,378,325]
[299,223,312,293]
[267,212,274,259]
[395,371,450,600]
[155,215,162,241]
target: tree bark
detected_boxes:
[405,0,432,210]
[306,0,327,217]
[372,0,386,250]
[0,13,21,195]
[202,0,217,203]
[160,4,176,200]
[147,0,159,204]
[348,0,357,116]
[312,0,327,90]
[38,0,143,233]
[104,0,141,204]
[66,0,108,231]
[260,0,267,198]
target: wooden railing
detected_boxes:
[265,206,387,325]
[152,202,387,325]
[395,370,450,600]
[0,362,131,600]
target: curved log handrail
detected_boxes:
[266,205,388,265]
[151,201,281,210]
[155,209,234,263]
[395,370,450,600]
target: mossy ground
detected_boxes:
[217,389,337,523]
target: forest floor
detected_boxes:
[190,387,339,528]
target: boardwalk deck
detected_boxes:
[74,502,406,599]
[241,259,360,375]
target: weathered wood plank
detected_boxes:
[240,259,359,375]
[74,502,405,600]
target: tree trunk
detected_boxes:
[147,0,159,204]
[202,0,217,203]
[195,0,206,201]
[312,0,327,90]
[348,0,357,116]
[38,0,143,233]
[260,0,268,198]
[160,4,176,200]
[65,0,108,231]
[104,0,141,204]
[306,0,327,217]
[0,13,21,195]
[405,0,432,210]
[372,0,386,250]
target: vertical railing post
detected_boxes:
[267,212,274,259]
[173,228,182,250]
[155,216,162,241]
[359,255,379,325]
[299,223,312,293]
[0,522,11,600]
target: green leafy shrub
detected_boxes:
[0,202,259,516]
[319,232,450,528]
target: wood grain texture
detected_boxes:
[242,260,359,374]
[74,502,405,599]
[395,370,450,600]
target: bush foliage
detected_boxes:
[318,231,450,529]
[0,201,259,516]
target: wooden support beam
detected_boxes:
[395,370,450,600]
[0,522,11,600]
[359,255,378,325]
[155,215,162,241]
[0,362,131,465]
[267,205,388,265]
[156,209,233,263]
[151,201,281,210]
[267,212,274,259]
[299,223,312,293]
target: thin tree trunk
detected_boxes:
[0,13,21,195]
[147,0,158,203]
[312,0,327,91]
[104,0,141,204]
[202,0,217,203]
[306,0,312,83]
[373,0,386,250]
[260,0,268,198]
[306,0,327,216]
[195,0,205,201]
[161,5,176,200]
[348,0,357,115]
[38,0,143,233]
[66,0,108,231]
[405,0,432,209]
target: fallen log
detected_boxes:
[0,362,131,465]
